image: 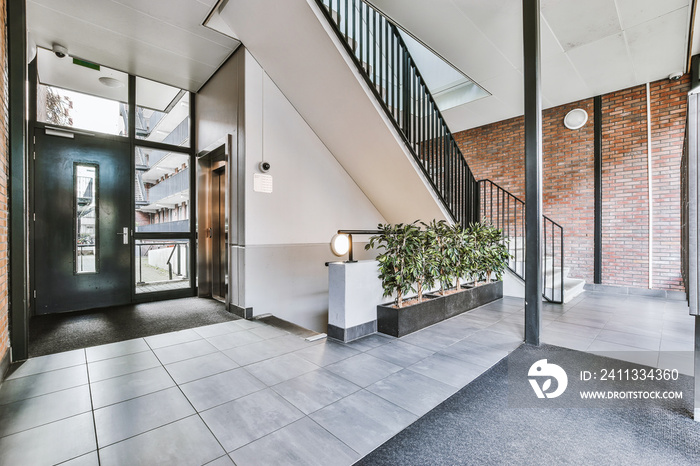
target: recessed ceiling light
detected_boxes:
[98,76,124,88]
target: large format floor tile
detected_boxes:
[325,353,402,387]
[272,369,361,415]
[310,390,417,455]
[0,413,96,466]
[229,417,360,466]
[200,388,304,452]
[99,415,225,466]
[179,367,266,411]
[0,364,88,405]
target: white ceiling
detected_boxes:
[370,0,693,131]
[27,0,694,131]
[27,0,240,92]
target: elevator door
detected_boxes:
[211,165,228,301]
[33,130,132,314]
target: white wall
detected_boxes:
[242,51,386,331]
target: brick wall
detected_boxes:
[0,0,9,362]
[454,76,689,291]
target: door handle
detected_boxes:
[116,227,129,245]
[207,227,213,238]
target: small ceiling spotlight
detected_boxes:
[563,108,588,130]
[669,72,683,81]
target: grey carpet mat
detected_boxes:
[358,343,700,465]
[28,297,237,357]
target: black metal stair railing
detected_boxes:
[478,180,564,303]
[316,0,479,225]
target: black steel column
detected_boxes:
[594,96,603,284]
[523,0,542,345]
[8,0,29,361]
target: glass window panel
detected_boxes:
[38,84,128,136]
[75,164,98,274]
[135,77,190,146]
[135,239,191,294]
[135,146,190,233]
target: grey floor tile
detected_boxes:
[339,333,394,352]
[541,330,594,352]
[205,456,236,466]
[85,339,150,363]
[0,365,88,405]
[555,312,609,328]
[6,349,86,380]
[660,338,694,352]
[144,329,202,349]
[272,369,360,415]
[165,351,239,384]
[94,387,196,447]
[60,451,99,466]
[249,325,289,339]
[464,329,522,351]
[293,341,361,366]
[194,321,245,339]
[399,327,463,352]
[90,366,176,409]
[366,369,456,416]
[0,413,96,466]
[657,351,694,376]
[438,340,509,368]
[366,340,434,367]
[201,388,304,452]
[485,320,525,338]
[207,330,265,351]
[235,319,264,330]
[310,390,417,456]
[545,321,602,340]
[88,351,161,382]
[325,353,401,387]
[153,339,219,365]
[407,353,486,388]
[223,335,311,366]
[230,417,359,466]
[245,354,318,386]
[180,367,266,412]
[0,385,92,437]
[595,329,661,351]
[586,341,660,367]
[99,415,225,466]
[603,320,663,339]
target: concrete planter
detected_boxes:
[377,281,503,338]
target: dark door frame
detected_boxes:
[10,49,197,361]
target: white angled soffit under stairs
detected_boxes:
[210,0,452,224]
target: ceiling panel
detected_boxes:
[28,0,239,92]
[566,33,637,96]
[625,7,688,83]
[541,53,591,106]
[541,0,621,51]
[615,0,688,29]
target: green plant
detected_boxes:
[423,220,461,295]
[366,222,422,308]
[473,222,510,283]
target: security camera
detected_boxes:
[259,161,271,173]
[669,72,683,81]
[52,44,68,59]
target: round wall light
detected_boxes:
[563,108,588,130]
[330,233,350,256]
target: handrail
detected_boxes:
[478,179,564,303]
[316,0,479,226]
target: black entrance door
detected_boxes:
[33,130,132,314]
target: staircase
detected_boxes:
[479,180,585,303]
